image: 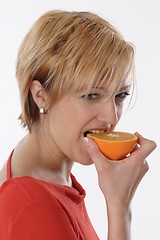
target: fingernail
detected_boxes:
[83,137,90,145]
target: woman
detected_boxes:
[0,10,156,240]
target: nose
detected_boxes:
[96,98,120,126]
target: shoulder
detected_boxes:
[0,176,60,204]
[0,177,55,219]
[0,176,68,223]
[0,178,78,239]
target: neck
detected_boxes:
[12,130,74,187]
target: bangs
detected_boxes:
[71,40,135,97]
[41,15,135,100]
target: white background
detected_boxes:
[0,1,159,239]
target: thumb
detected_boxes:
[83,137,109,167]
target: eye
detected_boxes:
[81,93,100,101]
[115,92,130,103]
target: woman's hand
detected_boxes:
[83,132,156,206]
[83,132,156,240]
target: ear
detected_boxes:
[30,80,48,109]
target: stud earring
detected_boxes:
[107,123,111,130]
[39,107,46,114]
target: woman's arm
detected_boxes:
[83,132,156,240]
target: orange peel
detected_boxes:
[87,131,138,160]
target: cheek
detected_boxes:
[117,104,124,120]
[46,107,83,146]
[45,109,93,164]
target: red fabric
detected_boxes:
[0,153,99,240]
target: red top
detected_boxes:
[0,151,99,240]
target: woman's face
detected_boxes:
[42,84,131,165]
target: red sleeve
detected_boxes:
[10,200,78,240]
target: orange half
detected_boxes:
[87,131,138,160]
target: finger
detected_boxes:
[135,132,157,149]
[83,137,110,167]
[130,160,149,197]
[130,144,139,153]
[132,132,157,160]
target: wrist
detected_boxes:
[106,203,132,240]
[107,201,132,216]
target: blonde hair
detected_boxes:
[16,10,135,131]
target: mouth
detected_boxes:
[83,129,107,137]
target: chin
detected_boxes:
[77,156,94,166]
[72,146,94,165]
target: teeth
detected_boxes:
[84,129,106,137]
[90,130,105,133]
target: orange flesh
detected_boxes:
[88,131,137,142]
[87,131,138,160]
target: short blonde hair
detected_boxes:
[16,10,135,131]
